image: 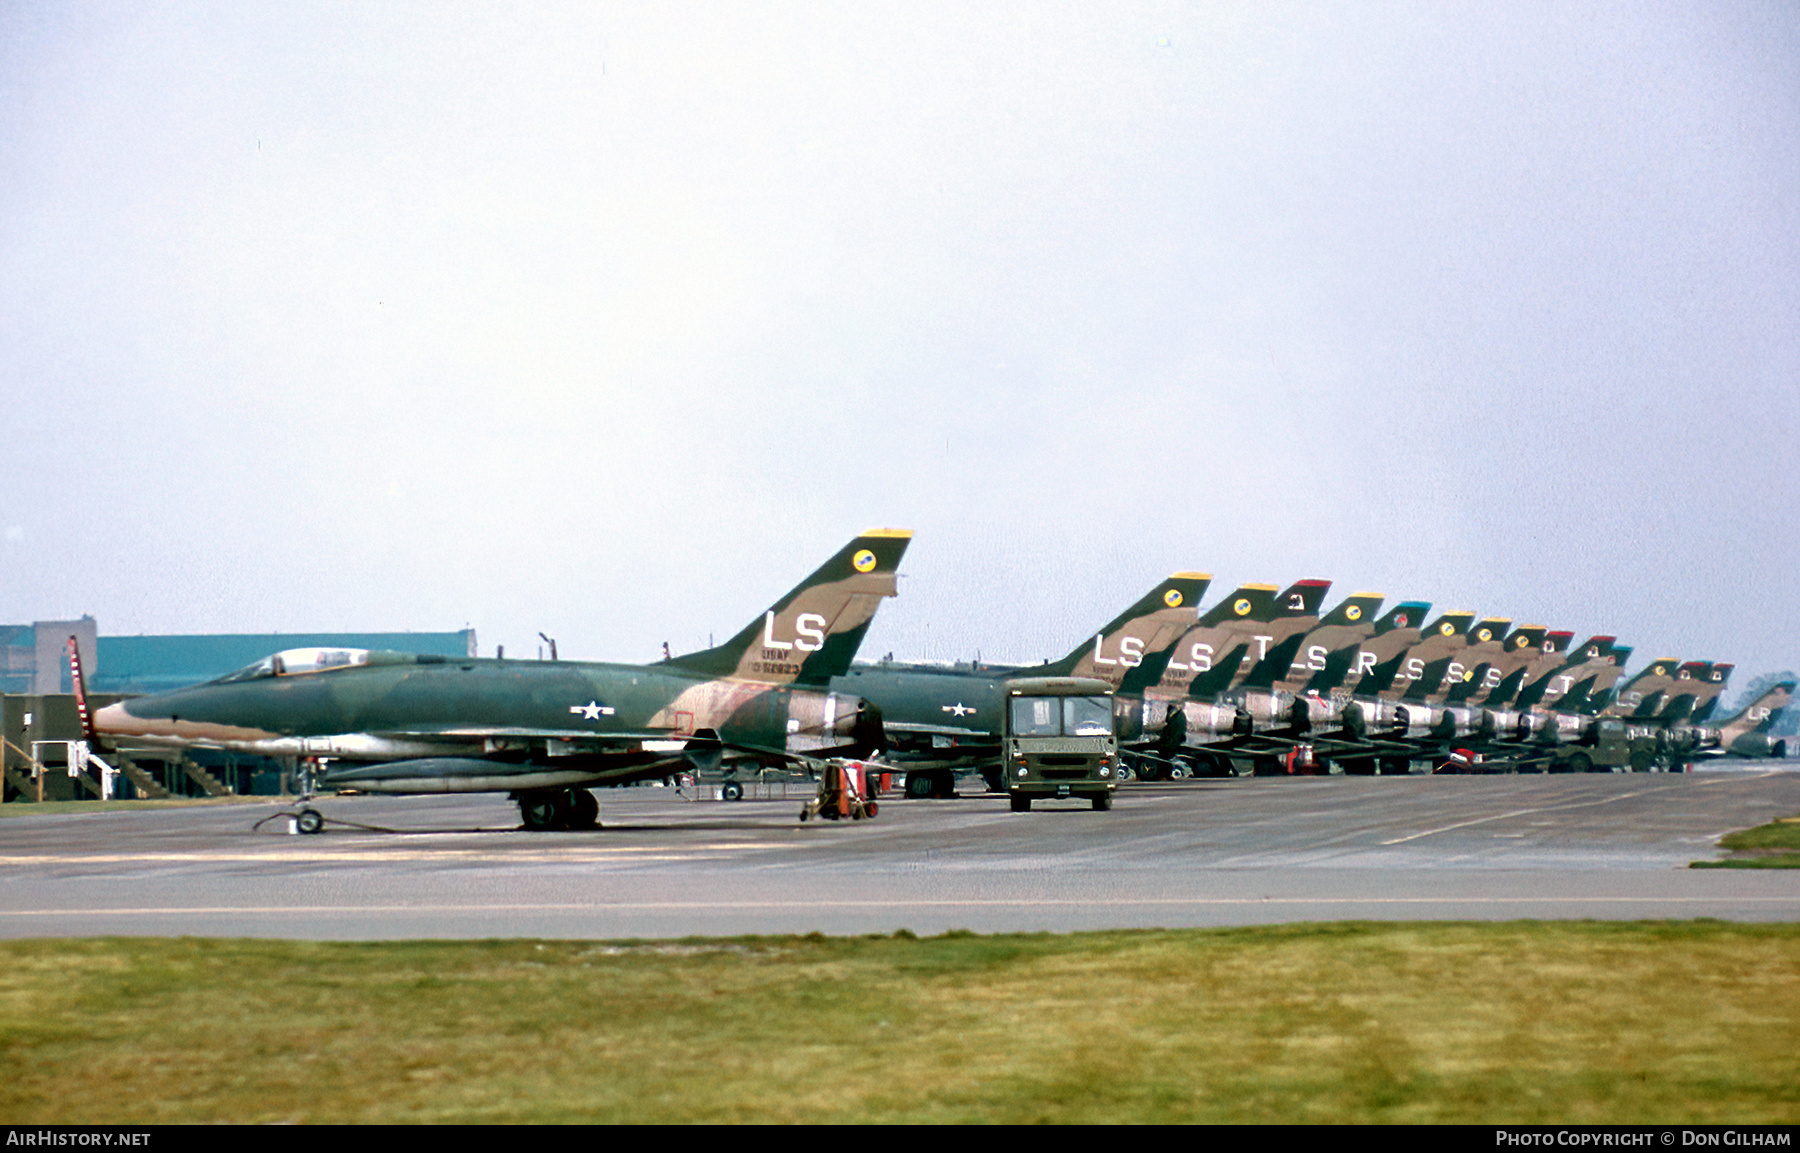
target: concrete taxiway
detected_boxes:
[2,770,1797,939]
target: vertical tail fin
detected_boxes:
[662,529,912,686]
[1044,572,1211,684]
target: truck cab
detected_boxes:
[1001,676,1119,811]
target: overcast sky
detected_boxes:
[3,2,1797,680]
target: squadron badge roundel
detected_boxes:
[1164,589,1184,607]
[1233,598,1252,616]
[852,549,878,573]
[1477,629,1492,642]
[1515,635,1529,648]
[1440,622,1455,636]
[1346,605,1362,621]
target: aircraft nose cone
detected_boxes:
[93,701,133,735]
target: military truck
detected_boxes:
[1001,676,1119,811]
[1533,717,1672,772]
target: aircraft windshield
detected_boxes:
[216,648,371,683]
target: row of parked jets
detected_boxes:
[81,529,1790,829]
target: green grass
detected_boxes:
[1692,815,1800,868]
[2,923,1797,1124]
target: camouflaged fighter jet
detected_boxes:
[92,529,912,830]
[1678,680,1793,762]
[832,572,1212,797]
[1138,588,1434,778]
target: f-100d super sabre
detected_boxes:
[91,529,912,830]
[832,572,1212,797]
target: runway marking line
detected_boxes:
[1377,769,1798,846]
[0,844,773,865]
[1379,787,1662,845]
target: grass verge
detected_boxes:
[1691,815,1800,868]
[2,922,1797,1124]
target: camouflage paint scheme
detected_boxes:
[832,573,1211,796]
[93,530,912,824]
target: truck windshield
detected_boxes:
[1063,696,1113,736]
[1010,695,1114,737]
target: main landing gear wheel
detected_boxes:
[1166,761,1189,781]
[721,781,744,802]
[296,808,325,835]
[520,793,564,831]
[568,788,600,829]
[905,772,935,799]
[521,788,599,831]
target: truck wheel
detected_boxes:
[1091,794,1111,811]
[1554,752,1592,774]
[1629,751,1654,773]
[1379,758,1410,776]
[1252,756,1281,776]
[1009,795,1031,813]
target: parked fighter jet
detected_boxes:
[91,529,913,830]
[834,572,1212,797]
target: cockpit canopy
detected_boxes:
[216,648,371,683]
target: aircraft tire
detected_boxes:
[932,769,956,798]
[799,807,811,822]
[1252,756,1282,777]
[520,792,566,831]
[1566,752,1594,774]
[865,801,878,818]
[1009,795,1031,813]
[296,808,325,835]
[1379,757,1411,776]
[905,773,935,800]
[567,788,600,829]
[1166,761,1189,781]
[721,781,744,802]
